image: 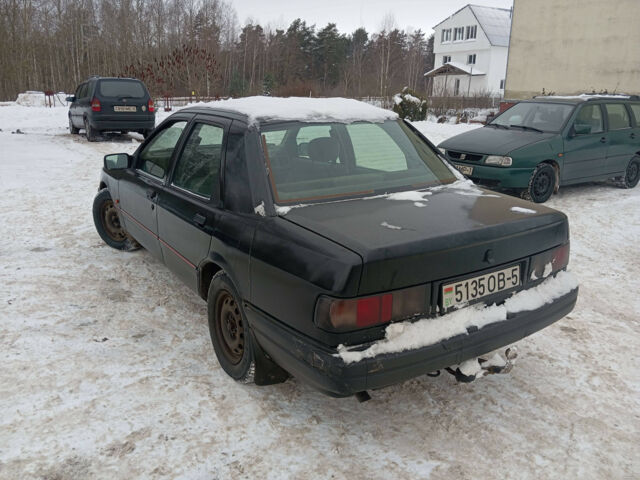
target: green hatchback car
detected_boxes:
[439,95,640,202]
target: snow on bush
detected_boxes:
[392,87,428,121]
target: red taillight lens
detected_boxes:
[148,99,155,113]
[529,242,570,281]
[316,285,428,332]
[91,98,101,112]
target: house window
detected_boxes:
[500,79,505,89]
[454,27,465,41]
[441,28,451,42]
[466,25,477,40]
[467,54,476,65]
[442,55,451,65]
[454,79,460,96]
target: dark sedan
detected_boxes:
[92,97,578,398]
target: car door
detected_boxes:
[118,119,189,261]
[71,83,85,127]
[562,103,608,182]
[603,103,635,175]
[629,102,640,154]
[156,116,230,291]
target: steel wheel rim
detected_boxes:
[100,200,126,242]
[627,162,639,184]
[533,170,552,199]
[215,290,244,364]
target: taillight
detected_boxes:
[529,242,570,281]
[315,285,429,332]
[148,99,155,113]
[91,98,101,112]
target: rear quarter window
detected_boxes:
[629,103,640,126]
[99,80,146,98]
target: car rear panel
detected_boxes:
[94,79,154,125]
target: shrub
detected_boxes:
[392,87,428,121]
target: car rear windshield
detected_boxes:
[490,102,574,132]
[261,120,456,204]
[98,80,146,98]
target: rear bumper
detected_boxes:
[247,287,578,397]
[450,161,532,189]
[90,117,155,131]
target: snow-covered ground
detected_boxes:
[1,104,639,480]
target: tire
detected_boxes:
[92,189,140,251]
[84,117,97,142]
[207,271,256,383]
[69,117,79,134]
[521,163,556,203]
[616,155,640,189]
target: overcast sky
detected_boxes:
[232,0,513,34]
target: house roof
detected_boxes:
[424,61,486,78]
[433,4,512,47]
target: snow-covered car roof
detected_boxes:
[192,96,399,125]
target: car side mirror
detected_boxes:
[104,153,131,170]
[66,96,75,103]
[573,124,592,135]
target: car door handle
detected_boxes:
[145,189,157,200]
[600,137,607,143]
[193,213,206,227]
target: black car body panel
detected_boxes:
[98,101,578,396]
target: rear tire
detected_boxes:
[616,156,640,189]
[92,189,140,251]
[69,118,79,134]
[84,118,97,142]
[207,272,256,384]
[522,163,556,203]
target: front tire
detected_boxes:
[69,117,79,134]
[616,156,640,189]
[208,272,255,383]
[522,163,556,203]
[92,189,140,251]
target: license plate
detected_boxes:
[442,265,520,309]
[114,106,136,112]
[454,164,473,176]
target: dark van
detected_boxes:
[67,77,155,142]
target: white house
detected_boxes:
[425,4,512,97]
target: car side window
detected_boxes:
[605,104,631,130]
[74,85,83,98]
[172,123,224,199]
[629,104,640,126]
[574,104,603,134]
[138,121,187,179]
[78,84,87,99]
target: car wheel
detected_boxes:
[522,163,555,203]
[69,117,79,134]
[208,272,256,383]
[92,189,140,251]
[617,155,640,189]
[84,118,97,142]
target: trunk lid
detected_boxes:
[282,183,568,295]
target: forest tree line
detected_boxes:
[0,0,435,101]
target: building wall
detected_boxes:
[505,0,640,99]
[433,6,508,95]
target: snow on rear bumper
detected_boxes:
[248,273,578,397]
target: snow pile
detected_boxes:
[15,91,69,107]
[198,96,398,125]
[381,221,402,230]
[254,201,266,216]
[337,270,578,364]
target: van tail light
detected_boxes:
[91,98,101,112]
[148,99,155,113]
[529,242,570,281]
[315,285,429,332]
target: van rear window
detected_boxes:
[98,80,146,98]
